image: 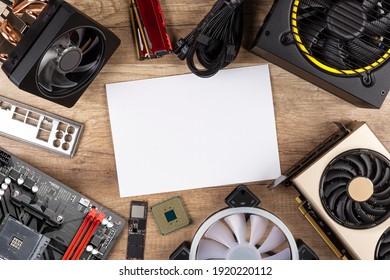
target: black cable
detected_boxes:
[173,0,244,78]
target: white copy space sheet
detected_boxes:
[106,65,281,197]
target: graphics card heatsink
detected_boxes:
[270,121,390,259]
[251,0,390,108]
[0,0,120,107]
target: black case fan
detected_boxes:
[1,0,120,107]
[251,0,390,108]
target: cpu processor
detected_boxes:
[151,197,190,235]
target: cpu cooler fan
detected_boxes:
[189,207,299,260]
[0,0,120,107]
[251,0,390,108]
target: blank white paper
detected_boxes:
[106,65,281,197]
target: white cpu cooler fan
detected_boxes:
[189,207,299,260]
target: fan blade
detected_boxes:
[325,170,353,182]
[360,153,373,179]
[360,201,387,216]
[205,220,237,248]
[75,28,86,47]
[369,196,390,206]
[374,167,390,190]
[354,202,375,224]
[379,243,390,258]
[335,194,348,221]
[366,13,390,37]
[51,71,77,89]
[82,36,100,55]
[224,213,247,244]
[346,155,366,177]
[197,239,229,260]
[298,18,327,50]
[38,61,56,92]
[345,200,360,224]
[384,234,390,243]
[300,0,331,9]
[264,248,291,260]
[323,180,348,198]
[327,187,346,210]
[331,161,358,176]
[258,226,285,254]
[372,157,383,185]
[73,61,98,73]
[38,48,57,75]
[362,0,379,14]
[345,38,384,66]
[55,32,71,48]
[321,37,347,69]
[372,184,390,199]
[249,215,268,246]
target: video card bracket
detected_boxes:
[268,122,361,190]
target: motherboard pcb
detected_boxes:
[0,147,125,260]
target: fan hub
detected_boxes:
[326,1,366,40]
[226,244,261,260]
[57,46,82,73]
[348,177,374,202]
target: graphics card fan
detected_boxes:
[320,149,390,229]
[376,227,390,259]
[189,207,299,260]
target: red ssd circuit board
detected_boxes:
[129,0,172,59]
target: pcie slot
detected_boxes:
[296,196,351,260]
[62,208,105,260]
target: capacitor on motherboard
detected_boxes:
[0,189,4,196]
[102,218,108,226]
[92,249,99,255]
[86,245,93,253]
[31,185,39,194]
[4,177,11,185]
[1,183,8,190]
[17,177,24,185]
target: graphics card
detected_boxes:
[0,0,120,107]
[0,147,125,259]
[269,121,390,259]
[251,0,390,108]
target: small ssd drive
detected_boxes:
[127,201,148,260]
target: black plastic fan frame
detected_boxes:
[251,0,390,108]
[320,149,390,229]
[1,0,120,108]
[295,0,390,75]
[375,227,390,260]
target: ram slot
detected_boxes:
[62,208,97,260]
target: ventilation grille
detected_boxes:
[292,0,390,76]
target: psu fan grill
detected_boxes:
[320,149,390,229]
[292,0,390,76]
[375,227,390,259]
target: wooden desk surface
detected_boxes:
[1,0,390,260]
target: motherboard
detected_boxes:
[0,147,125,260]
